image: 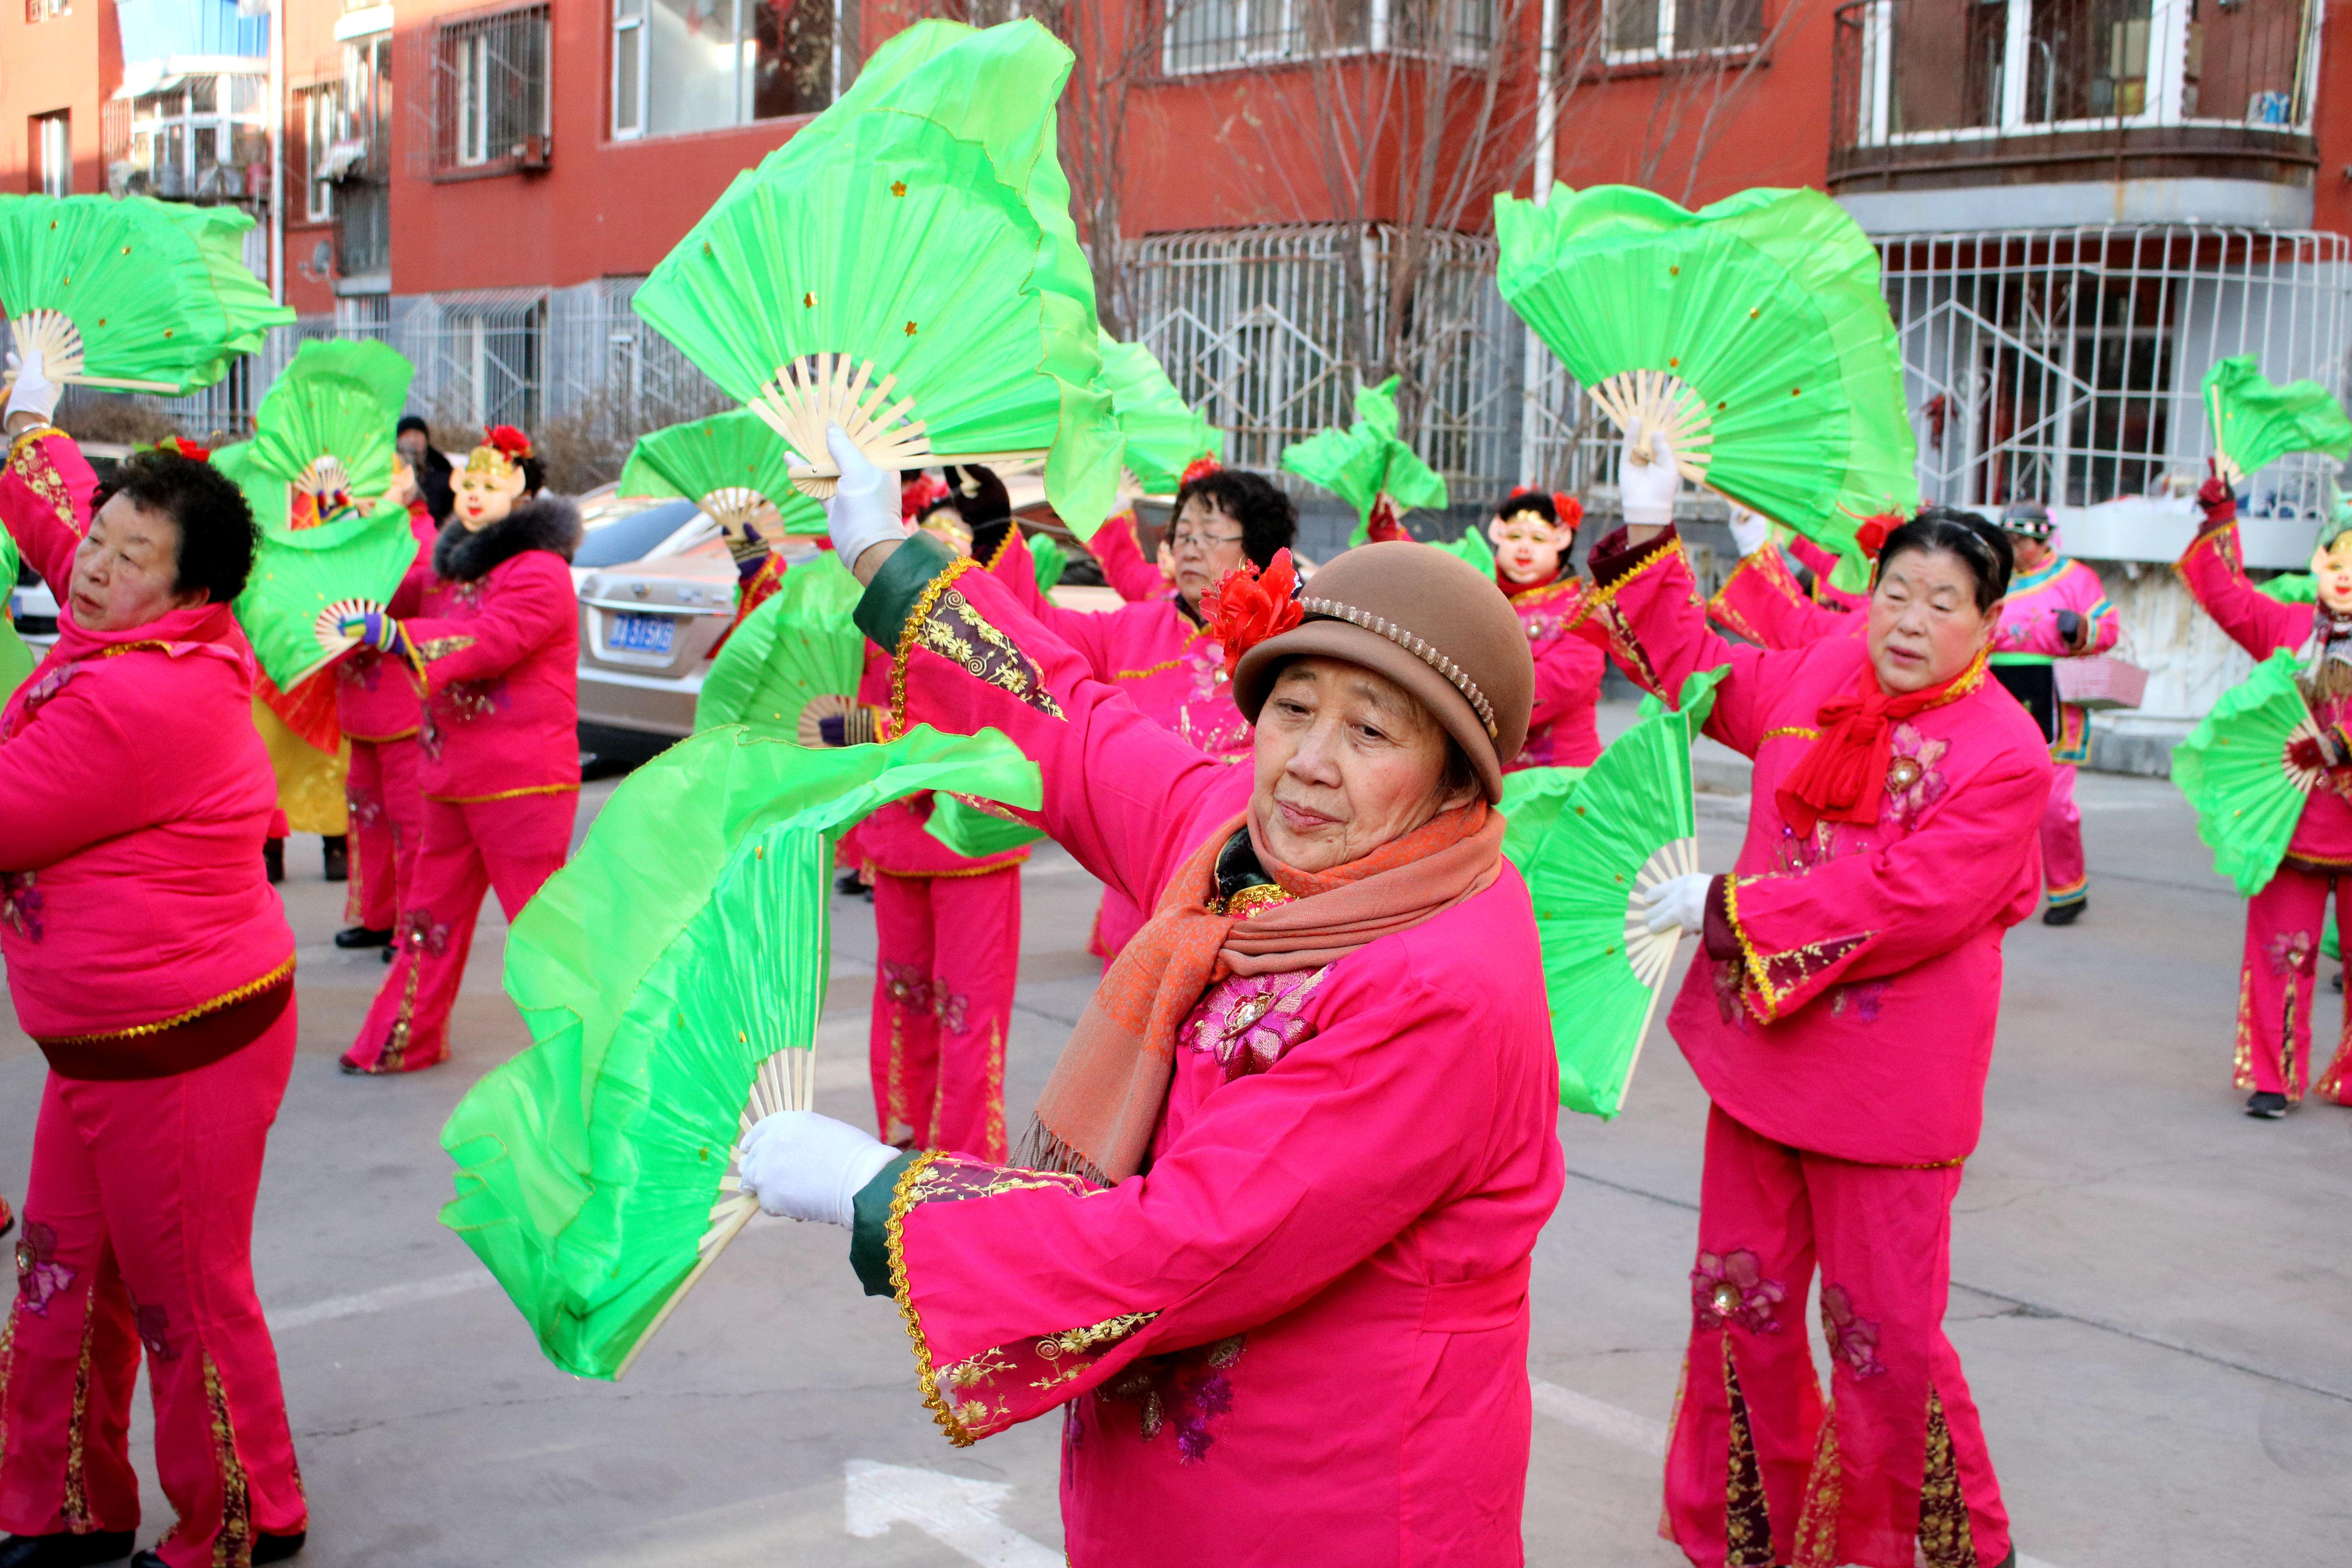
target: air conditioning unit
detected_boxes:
[511,134,551,169]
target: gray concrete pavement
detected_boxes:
[2,740,2348,1566]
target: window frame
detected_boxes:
[613,0,648,140]
[432,3,552,178]
[607,0,848,140]
[1160,0,1498,77]
[33,111,71,198]
[1601,0,1765,67]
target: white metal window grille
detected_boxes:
[549,276,730,429]
[611,0,837,141]
[407,292,548,430]
[1604,0,1763,64]
[1163,0,1497,75]
[1123,225,1518,499]
[298,84,339,221]
[432,5,551,173]
[1880,226,2352,516]
[114,72,268,202]
[34,114,71,198]
[335,296,393,342]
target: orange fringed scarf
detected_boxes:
[1024,800,1505,1184]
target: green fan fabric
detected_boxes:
[632,19,1122,539]
[0,195,291,394]
[618,410,827,536]
[247,339,413,503]
[223,437,424,689]
[926,791,1048,857]
[2260,572,2317,604]
[2171,648,2315,896]
[1436,523,1496,577]
[441,725,1042,1379]
[1100,333,1218,494]
[0,531,33,706]
[2202,356,2352,479]
[1280,376,1450,547]
[691,551,866,735]
[1029,530,1069,594]
[1501,664,1727,1118]
[1495,184,1917,581]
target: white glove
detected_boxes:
[1726,505,1772,558]
[1619,433,1679,526]
[824,424,902,569]
[1642,870,1711,936]
[5,345,59,426]
[736,1109,898,1227]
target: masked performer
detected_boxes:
[1984,502,2117,926]
[2178,474,2352,1117]
[1588,439,2047,1568]
[1489,489,1604,769]
[0,365,308,1568]
[337,427,580,1075]
[733,429,1558,1567]
[331,450,440,953]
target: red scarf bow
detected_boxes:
[1775,648,1989,835]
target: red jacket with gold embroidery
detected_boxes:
[1586,525,2051,1165]
[1502,573,1603,769]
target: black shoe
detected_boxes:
[0,1531,136,1568]
[2247,1091,2291,1119]
[2042,899,2084,926]
[263,837,285,885]
[334,925,393,950]
[2334,969,2343,994]
[321,836,348,883]
[835,870,865,897]
[254,1534,307,1565]
[381,945,395,964]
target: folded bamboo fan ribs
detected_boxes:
[2172,648,2326,897]
[691,548,866,742]
[619,409,827,540]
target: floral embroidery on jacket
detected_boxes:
[1098,1334,1248,1463]
[1820,1283,1886,1378]
[1181,965,1330,1080]
[1880,723,1950,825]
[14,1221,75,1317]
[0,872,44,943]
[1828,980,1888,1022]
[913,587,1066,720]
[441,677,506,724]
[1691,1249,1786,1334]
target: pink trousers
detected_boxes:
[869,866,1020,1160]
[343,789,573,1074]
[1664,1106,2010,1568]
[2040,763,2085,910]
[2234,863,2352,1103]
[344,735,425,931]
[0,1014,306,1566]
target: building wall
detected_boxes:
[0,2,116,198]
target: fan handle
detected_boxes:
[6,311,182,394]
[1588,369,1713,488]
[746,352,1047,498]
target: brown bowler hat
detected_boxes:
[1231,540,1534,801]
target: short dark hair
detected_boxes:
[105,450,258,604]
[1875,505,2013,612]
[396,415,431,437]
[1174,468,1297,570]
[1493,490,1561,526]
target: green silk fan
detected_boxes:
[2261,573,2317,604]
[247,339,414,506]
[691,550,866,739]
[0,532,34,705]
[2171,648,2322,896]
[1281,376,1450,547]
[1500,664,1727,1118]
[1029,529,1069,594]
[1495,184,1917,575]
[0,194,292,395]
[1100,332,1218,494]
[2202,357,2352,485]
[631,20,1121,537]
[223,437,425,690]
[925,790,1047,858]
[1436,523,1497,577]
[619,409,827,539]
[441,724,1042,1380]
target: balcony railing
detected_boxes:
[1830,0,2319,190]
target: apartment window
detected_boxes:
[1604,0,1762,62]
[299,85,339,220]
[434,5,551,172]
[24,0,70,20]
[1163,0,1496,75]
[122,74,268,201]
[32,113,70,197]
[611,0,836,141]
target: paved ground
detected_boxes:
[2,721,2347,1567]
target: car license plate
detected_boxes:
[609,612,675,655]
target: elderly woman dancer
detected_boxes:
[735,430,1562,1564]
[0,364,308,1567]
[1584,440,2047,1568]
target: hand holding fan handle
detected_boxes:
[823,424,907,571]
[1641,870,1711,936]
[1620,432,1681,528]
[735,1109,898,1226]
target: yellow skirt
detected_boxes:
[251,695,350,835]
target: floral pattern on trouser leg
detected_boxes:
[343,791,571,1074]
[2235,864,2333,1102]
[0,1013,309,1560]
[1664,1105,2011,1568]
[867,866,1021,1160]
[344,737,427,931]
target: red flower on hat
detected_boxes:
[149,436,209,462]
[1851,510,1904,559]
[1180,455,1223,488]
[1553,492,1583,532]
[1202,548,1302,679]
[482,425,534,462]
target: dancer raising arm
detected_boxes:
[1585,438,2045,1568]
[734,429,1561,1567]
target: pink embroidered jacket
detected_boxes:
[1503,573,1604,769]
[1085,513,1174,603]
[1585,526,2053,1165]
[0,431,292,1038]
[1993,555,2118,765]
[2178,520,2352,862]
[843,532,1564,1567]
[838,641,1028,880]
[1706,544,1860,650]
[334,500,439,742]
[402,499,581,802]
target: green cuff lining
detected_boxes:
[853,532,959,650]
[1989,652,2056,666]
[849,1148,922,1297]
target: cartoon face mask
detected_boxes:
[1488,507,1572,586]
[454,445,528,531]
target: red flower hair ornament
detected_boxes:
[482,424,534,463]
[1202,548,1302,679]
[147,436,209,462]
[1849,510,1906,561]
[1180,455,1224,488]
[1505,487,1583,533]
